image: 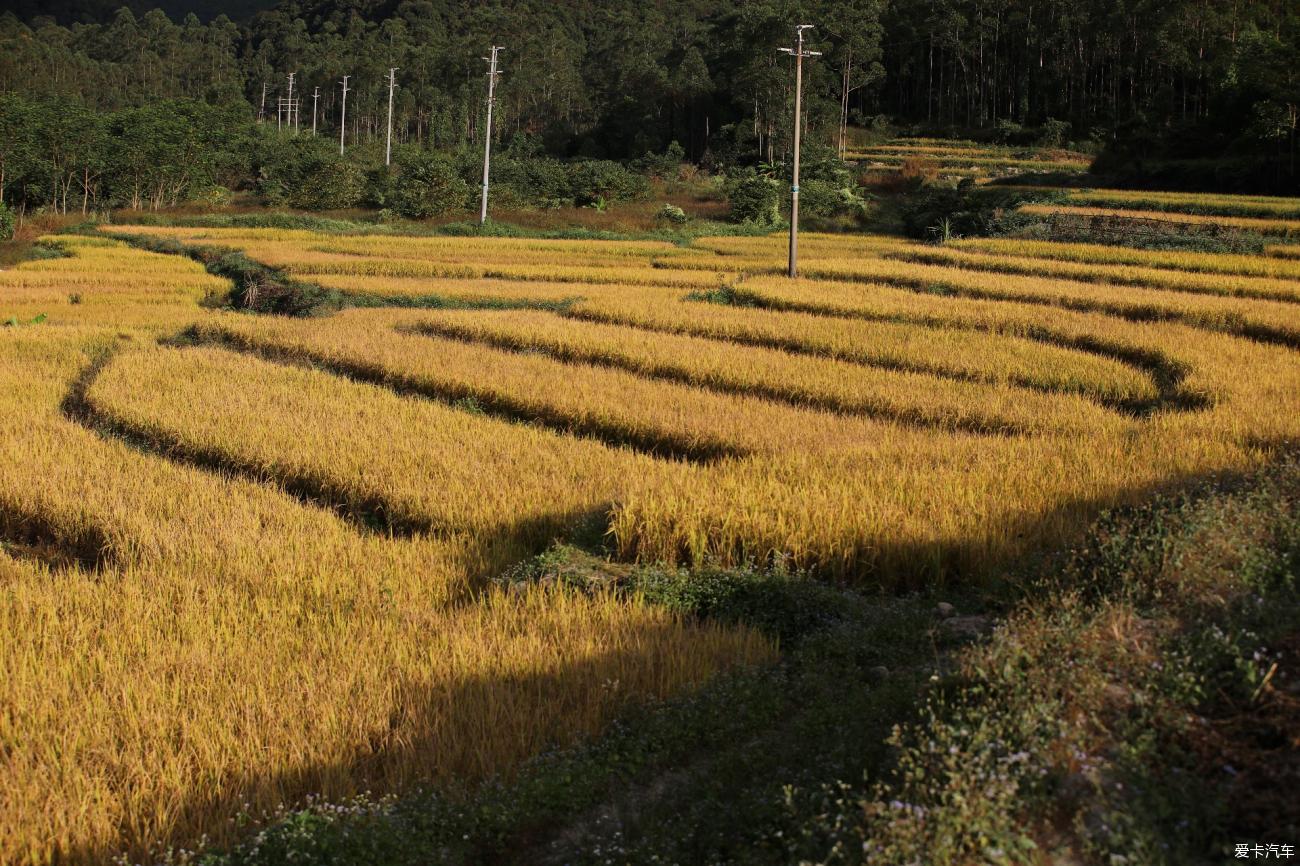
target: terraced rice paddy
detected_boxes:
[5,217,1300,863]
[848,136,1092,176]
[1018,203,1300,238]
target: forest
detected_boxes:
[0,0,1298,216]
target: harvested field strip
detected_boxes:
[951,237,1300,280]
[560,295,1158,408]
[887,246,1300,304]
[188,311,903,460]
[84,345,661,544]
[1018,204,1300,237]
[409,308,1115,435]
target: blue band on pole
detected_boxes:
[791,185,799,192]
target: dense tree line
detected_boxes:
[0,0,1297,214]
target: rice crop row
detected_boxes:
[887,244,1300,303]
[186,309,903,459]
[951,236,1300,280]
[755,255,1300,345]
[85,343,665,543]
[852,153,1089,171]
[562,292,1158,408]
[1060,187,1300,218]
[407,307,1119,434]
[1018,204,1300,237]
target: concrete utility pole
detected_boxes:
[339,75,350,155]
[259,81,267,123]
[311,87,320,136]
[778,25,821,279]
[385,67,399,166]
[286,72,296,132]
[480,45,504,224]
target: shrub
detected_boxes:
[292,159,365,210]
[0,201,14,241]
[254,137,364,210]
[1037,118,1072,149]
[726,174,781,225]
[189,185,232,210]
[391,151,470,219]
[566,160,649,206]
[898,156,939,187]
[656,203,689,225]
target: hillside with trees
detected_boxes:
[0,0,1297,219]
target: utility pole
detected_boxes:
[480,45,504,224]
[778,25,821,279]
[311,87,320,136]
[339,75,350,155]
[385,67,399,166]
[285,71,296,133]
[259,81,267,123]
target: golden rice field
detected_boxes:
[848,136,1092,176]
[5,216,1300,863]
[1056,187,1300,218]
[1019,203,1300,238]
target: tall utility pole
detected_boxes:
[259,81,267,123]
[311,87,320,136]
[385,67,399,166]
[778,25,821,279]
[479,45,504,224]
[286,72,296,132]
[339,75,350,155]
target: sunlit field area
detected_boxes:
[4,209,1300,862]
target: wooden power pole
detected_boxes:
[778,25,820,279]
[339,75,350,155]
[480,45,504,224]
[385,67,399,166]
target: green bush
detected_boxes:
[293,159,365,210]
[255,137,365,210]
[391,151,470,219]
[566,160,649,206]
[796,179,870,220]
[0,201,14,241]
[1037,118,1072,148]
[726,174,781,225]
[656,203,689,225]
